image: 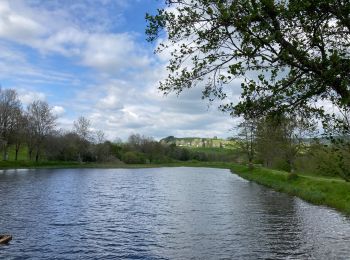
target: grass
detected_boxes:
[230,164,350,215]
[0,160,82,169]
[5,145,28,161]
[1,159,349,216]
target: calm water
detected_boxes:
[0,167,350,259]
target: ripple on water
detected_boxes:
[0,167,350,259]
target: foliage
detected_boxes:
[146,0,350,122]
[235,116,258,168]
[319,141,350,182]
[286,172,299,181]
[122,151,147,164]
[255,112,317,172]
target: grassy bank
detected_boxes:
[230,164,350,215]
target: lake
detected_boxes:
[0,167,350,259]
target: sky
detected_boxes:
[0,0,239,140]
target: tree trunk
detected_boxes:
[78,153,82,164]
[29,149,33,161]
[248,157,254,171]
[287,158,295,173]
[2,142,8,161]
[15,143,20,161]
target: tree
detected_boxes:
[279,113,317,172]
[74,116,92,141]
[12,109,27,161]
[255,115,282,168]
[92,130,113,162]
[235,116,258,169]
[255,112,317,172]
[322,106,350,181]
[94,130,106,144]
[146,0,350,121]
[73,116,92,162]
[55,131,81,161]
[27,100,57,162]
[0,88,22,160]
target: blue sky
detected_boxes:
[0,0,237,140]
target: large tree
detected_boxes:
[0,88,22,160]
[146,0,350,122]
[27,100,57,162]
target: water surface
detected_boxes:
[0,167,349,259]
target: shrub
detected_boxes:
[121,151,146,164]
[286,172,298,181]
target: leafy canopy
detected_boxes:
[146,0,350,119]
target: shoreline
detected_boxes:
[230,164,350,216]
[0,161,231,170]
[1,161,349,216]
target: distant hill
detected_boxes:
[160,136,237,149]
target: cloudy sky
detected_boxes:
[0,0,239,140]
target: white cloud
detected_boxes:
[0,1,46,43]
[52,105,65,116]
[17,89,46,105]
[81,33,150,72]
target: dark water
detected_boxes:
[0,168,350,259]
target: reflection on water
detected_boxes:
[0,167,349,259]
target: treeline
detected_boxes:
[3,87,349,180]
[0,88,231,164]
[236,111,350,181]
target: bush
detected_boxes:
[149,155,172,164]
[121,151,147,164]
[286,172,298,181]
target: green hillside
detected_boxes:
[160,136,238,149]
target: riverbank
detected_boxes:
[1,160,349,215]
[230,164,350,215]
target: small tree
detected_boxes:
[255,115,282,168]
[255,112,317,172]
[12,109,27,161]
[280,113,318,173]
[73,116,92,162]
[236,116,258,169]
[74,116,91,141]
